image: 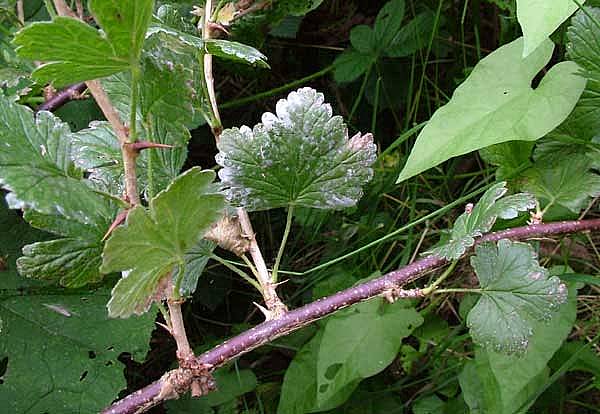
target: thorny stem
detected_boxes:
[202,0,223,138]
[167,300,203,397]
[272,205,294,283]
[199,0,287,318]
[237,207,288,319]
[52,2,141,206]
[37,82,87,112]
[102,218,600,414]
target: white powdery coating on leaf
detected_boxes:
[215,87,377,210]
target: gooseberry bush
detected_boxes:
[0,1,599,413]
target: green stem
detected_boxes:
[422,260,458,295]
[349,63,373,121]
[172,261,186,299]
[434,288,482,294]
[211,254,263,292]
[219,64,336,110]
[272,205,294,283]
[128,65,141,144]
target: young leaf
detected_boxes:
[216,87,377,211]
[396,37,586,183]
[315,299,423,407]
[428,182,535,260]
[517,0,582,57]
[479,140,535,181]
[13,0,154,86]
[467,239,568,354]
[374,0,406,46]
[101,168,224,318]
[205,39,269,68]
[519,153,600,214]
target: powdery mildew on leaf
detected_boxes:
[215,87,377,211]
[428,182,536,259]
[467,239,568,354]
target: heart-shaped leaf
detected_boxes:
[397,37,586,183]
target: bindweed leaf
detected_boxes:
[13,0,154,86]
[216,87,377,211]
[467,239,568,354]
[316,299,423,408]
[428,182,536,260]
[101,168,224,318]
[517,0,583,57]
[397,37,586,182]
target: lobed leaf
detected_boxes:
[428,182,536,260]
[396,37,586,183]
[557,6,600,141]
[467,239,568,354]
[101,167,224,318]
[519,153,600,214]
[13,0,154,86]
[216,87,377,211]
[0,97,118,287]
[460,280,576,413]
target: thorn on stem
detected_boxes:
[127,141,174,152]
[102,209,130,241]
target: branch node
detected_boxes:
[382,287,424,304]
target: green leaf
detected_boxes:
[0,287,155,412]
[13,0,154,85]
[333,49,373,83]
[557,7,600,141]
[174,239,216,297]
[0,215,154,414]
[479,141,534,181]
[216,87,377,211]
[385,11,436,58]
[0,96,117,287]
[396,37,586,183]
[519,153,600,213]
[350,25,374,54]
[467,239,569,354]
[374,0,406,47]
[460,283,577,414]
[206,39,269,68]
[428,182,535,260]
[277,330,322,414]
[101,167,224,318]
[0,97,114,223]
[517,0,583,57]
[315,299,423,407]
[413,395,446,414]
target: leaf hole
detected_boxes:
[324,363,342,380]
[318,384,329,394]
[105,360,113,366]
[79,370,88,381]
[88,350,96,359]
